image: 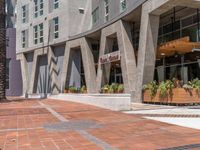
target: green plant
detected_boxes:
[69,86,78,93]
[101,84,110,93]
[80,85,87,93]
[143,81,158,99]
[188,78,200,96]
[190,78,200,88]
[118,84,124,93]
[166,80,175,99]
[158,80,174,98]
[158,81,168,98]
[109,83,119,93]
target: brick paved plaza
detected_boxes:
[0,98,200,150]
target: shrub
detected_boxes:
[101,83,124,93]
[69,86,78,93]
[143,81,158,99]
[80,85,87,93]
[101,84,110,93]
[118,84,124,93]
[109,83,119,93]
[158,80,174,99]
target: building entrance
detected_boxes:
[109,61,123,84]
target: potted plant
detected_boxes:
[143,81,158,100]
[64,89,68,93]
[158,80,174,101]
[117,84,124,93]
[143,78,200,105]
[80,85,87,93]
[69,86,78,93]
[101,84,110,93]
[109,83,119,93]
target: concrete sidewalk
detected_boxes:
[125,103,200,130]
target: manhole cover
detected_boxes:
[43,120,102,132]
[159,144,200,150]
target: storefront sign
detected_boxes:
[100,51,121,64]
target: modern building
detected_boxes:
[16,0,200,102]
[6,0,22,96]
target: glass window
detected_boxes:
[120,0,126,12]
[21,30,26,48]
[53,17,59,39]
[92,7,99,24]
[33,23,43,44]
[34,0,43,18]
[22,5,28,23]
[34,25,38,44]
[104,0,109,22]
[39,23,44,43]
[182,25,198,42]
[182,16,193,28]
[54,0,59,9]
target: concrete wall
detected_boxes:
[67,49,81,88]
[6,28,22,96]
[25,52,34,84]
[34,55,50,94]
[91,0,146,28]
[53,45,65,82]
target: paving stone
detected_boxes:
[0,98,200,150]
[43,120,102,132]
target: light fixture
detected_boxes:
[79,8,84,14]
[192,48,200,52]
[161,53,165,56]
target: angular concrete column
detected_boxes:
[96,20,137,94]
[17,53,28,95]
[117,20,137,93]
[61,38,97,93]
[102,38,113,86]
[61,43,71,92]
[96,31,108,91]
[29,48,48,94]
[135,2,160,102]
[96,29,116,91]
[47,46,60,94]
[80,38,97,93]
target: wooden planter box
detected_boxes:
[143,88,200,105]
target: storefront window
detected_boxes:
[109,62,123,84]
[155,52,200,83]
[182,25,198,42]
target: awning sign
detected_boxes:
[99,51,121,64]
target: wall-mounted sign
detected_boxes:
[100,51,121,64]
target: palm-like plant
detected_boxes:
[0,0,6,101]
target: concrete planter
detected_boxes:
[143,88,200,105]
[49,93,131,111]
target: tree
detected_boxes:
[0,0,6,101]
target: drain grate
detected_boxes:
[159,144,200,150]
[43,120,102,132]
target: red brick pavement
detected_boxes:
[0,98,200,150]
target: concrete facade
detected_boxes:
[6,28,22,96]
[16,0,200,103]
[6,0,22,96]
